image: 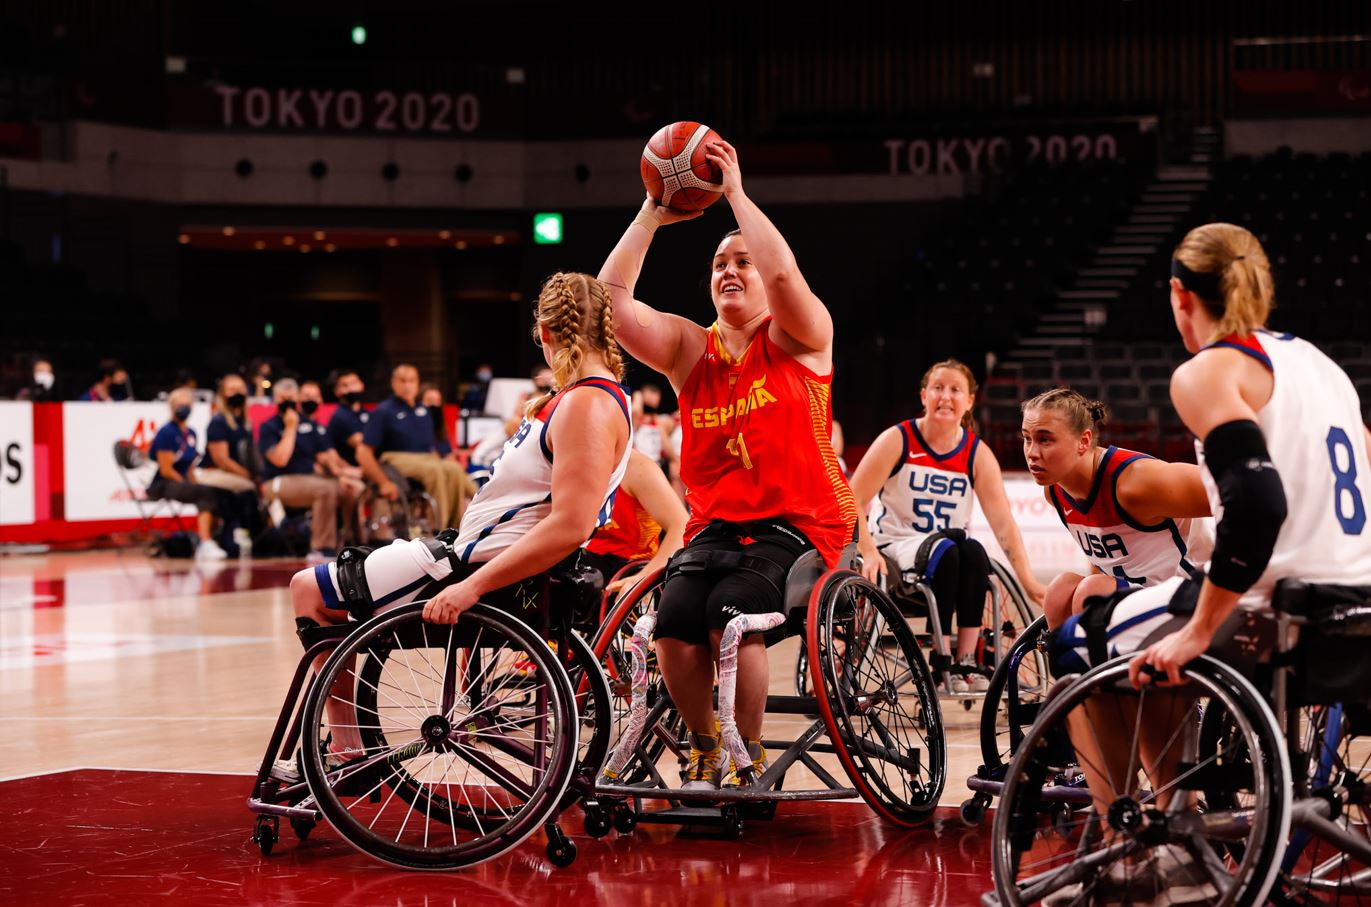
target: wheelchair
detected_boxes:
[794,532,1038,713]
[585,548,947,838]
[247,543,949,869]
[356,465,440,544]
[984,579,1371,906]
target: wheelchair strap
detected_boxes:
[666,547,788,598]
[419,530,461,573]
[912,528,966,579]
[1077,598,1116,667]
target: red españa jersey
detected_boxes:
[586,488,662,561]
[678,321,858,567]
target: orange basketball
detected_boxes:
[640,121,725,212]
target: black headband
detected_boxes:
[1171,257,1223,303]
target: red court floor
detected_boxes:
[0,769,994,906]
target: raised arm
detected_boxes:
[597,198,707,390]
[973,447,1047,604]
[706,140,833,360]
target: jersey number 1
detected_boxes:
[726,433,754,470]
[1326,427,1366,535]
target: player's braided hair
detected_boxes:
[527,272,625,416]
[1021,387,1109,441]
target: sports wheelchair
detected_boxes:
[985,579,1371,906]
[247,542,948,869]
[794,531,1038,711]
[355,465,439,544]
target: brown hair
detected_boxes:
[527,272,626,416]
[1173,222,1274,342]
[1021,387,1109,440]
[920,358,979,432]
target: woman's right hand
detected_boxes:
[857,537,886,585]
[640,193,701,227]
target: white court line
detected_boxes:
[68,764,255,777]
[0,765,86,783]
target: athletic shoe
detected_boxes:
[946,672,970,695]
[1153,844,1220,904]
[959,655,990,693]
[196,538,228,561]
[681,730,729,790]
[1042,857,1163,907]
[270,745,365,785]
[723,740,769,788]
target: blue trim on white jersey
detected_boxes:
[459,494,552,563]
[1202,340,1274,372]
[540,377,632,463]
[910,421,969,463]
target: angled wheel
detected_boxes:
[991,655,1290,907]
[301,602,577,870]
[808,569,945,826]
[978,614,1052,776]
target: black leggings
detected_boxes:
[654,521,813,646]
[926,536,990,636]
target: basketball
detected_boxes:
[640,121,725,212]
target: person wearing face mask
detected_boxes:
[17,357,59,402]
[460,363,494,413]
[199,374,259,496]
[146,388,227,560]
[258,378,348,560]
[420,383,456,458]
[79,358,131,402]
[326,370,370,468]
[303,379,365,542]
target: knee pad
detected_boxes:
[913,529,966,579]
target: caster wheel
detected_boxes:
[959,797,986,827]
[583,807,612,839]
[253,816,279,856]
[290,817,315,840]
[612,805,637,836]
[547,836,578,868]
[721,805,743,840]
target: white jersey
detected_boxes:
[870,420,979,543]
[634,416,664,462]
[1049,446,1205,588]
[453,377,633,564]
[1197,331,1371,607]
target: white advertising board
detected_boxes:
[0,402,35,526]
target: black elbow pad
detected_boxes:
[1204,419,1288,593]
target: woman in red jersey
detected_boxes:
[599,140,858,789]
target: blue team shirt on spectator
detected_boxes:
[259,415,326,480]
[147,422,198,491]
[206,413,252,467]
[362,397,436,455]
[328,406,371,465]
[435,438,453,458]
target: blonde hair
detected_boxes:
[526,272,626,416]
[216,373,246,430]
[1173,222,1274,342]
[920,358,979,432]
[1022,387,1109,440]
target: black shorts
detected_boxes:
[654,520,814,646]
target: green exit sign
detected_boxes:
[533,212,563,244]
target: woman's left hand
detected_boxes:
[424,581,480,624]
[705,140,744,199]
[1023,575,1048,606]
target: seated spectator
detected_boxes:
[16,356,59,402]
[199,374,258,495]
[326,369,370,467]
[358,363,476,527]
[632,383,676,475]
[248,358,275,400]
[146,388,227,561]
[259,379,350,560]
[302,379,365,542]
[420,382,456,458]
[79,359,131,401]
[459,362,493,413]
[469,365,554,469]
